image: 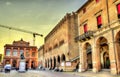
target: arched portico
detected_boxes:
[50,58,52,68]
[96,37,110,71]
[57,55,60,67]
[12,60,17,67]
[61,54,66,62]
[45,59,47,68]
[47,59,49,68]
[83,43,92,70]
[115,31,120,73]
[53,56,56,69]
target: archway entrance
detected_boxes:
[97,37,110,70]
[57,55,60,67]
[61,54,66,62]
[53,57,56,69]
[115,31,120,73]
[48,59,49,68]
[31,61,35,69]
[45,60,47,68]
[12,60,17,68]
[101,52,110,69]
[84,43,92,70]
[26,61,29,70]
[50,58,52,68]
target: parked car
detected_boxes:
[4,64,11,73]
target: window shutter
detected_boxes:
[84,24,87,33]
[83,8,86,13]
[97,15,102,25]
[96,0,99,3]
[117,4,120,14]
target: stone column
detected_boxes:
[109,30,118,74]
[92,39,97,72]
[79,43,86,72]
[109,42,117,74]
[93,45,101,72]
[92,37,101,73]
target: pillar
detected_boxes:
[79,43,86,72]
[109,42,117,74]
[92,45,101,73]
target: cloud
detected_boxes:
[6,1,12,6]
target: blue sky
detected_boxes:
[0,0,87,54]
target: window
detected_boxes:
[97,15,102,28]
[26,50,30,57]
[13,49,18,56]
[20,50,24,55]
[32,52,35,57]
[59,40,65,46]
[84,24,88,33]
[96,0,100,3]
[54,44,58,49]
[49,47,52,51]
[83,8,86,13]
[117,3,120,18]
[45,50,47,53]
[6,49,10,56]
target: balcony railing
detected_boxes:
[75,31,94,42]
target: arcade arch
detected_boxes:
[115,31,120,73]
[61,54,66,62]
[83,42,92,70]
[96,37,110,69]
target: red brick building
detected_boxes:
[3,39,38,69]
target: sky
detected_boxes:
[0,0,87,54]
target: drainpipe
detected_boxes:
[106,0,118,74]
[106,0,110,24]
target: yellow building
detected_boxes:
[75,0,120,74]
[44,13,79,71]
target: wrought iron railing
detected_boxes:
[75,31,94,42]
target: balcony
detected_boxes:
[75,31,94,42]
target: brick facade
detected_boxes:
[43,13,79,71]
[38,0,120,74]
[38,45,44,67]
[3,39,38,69]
